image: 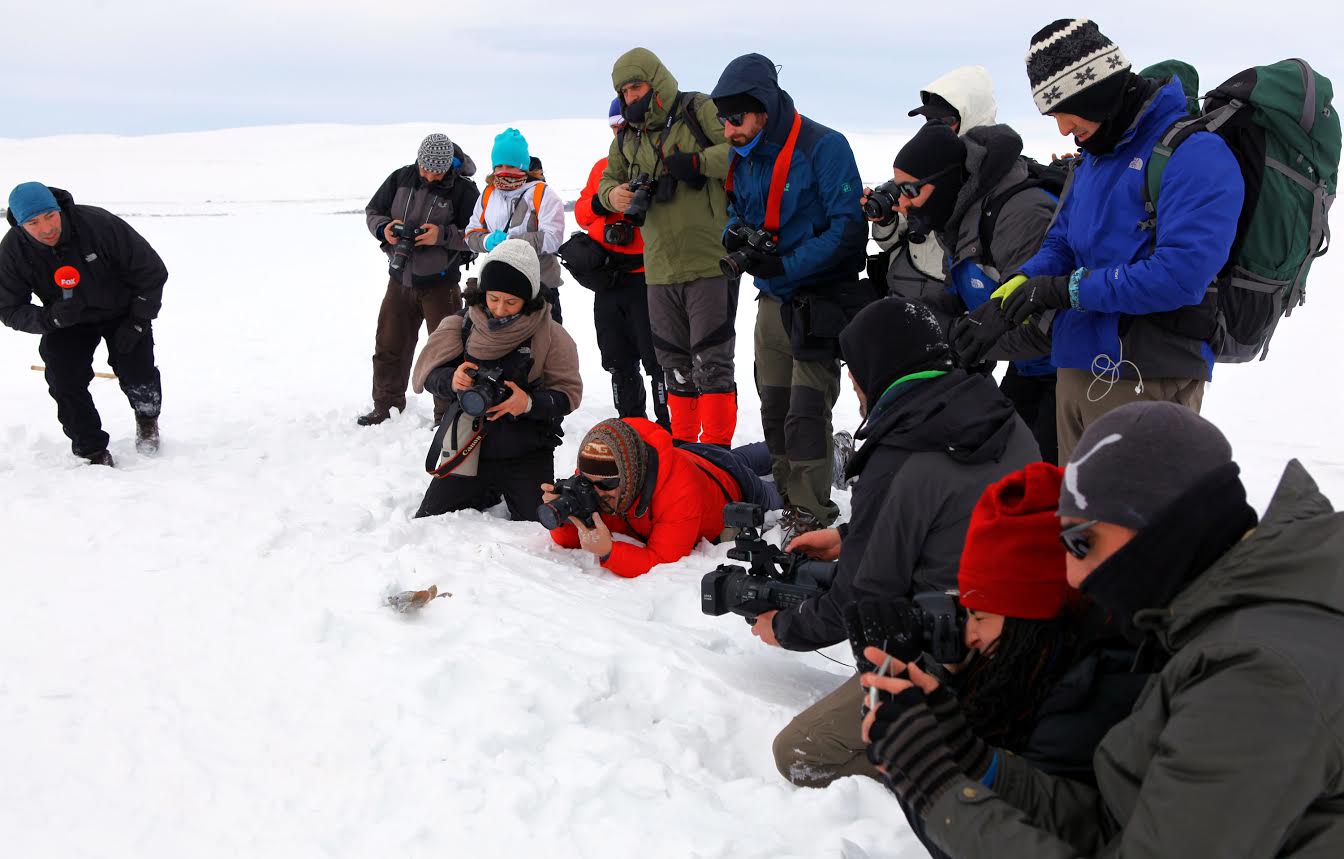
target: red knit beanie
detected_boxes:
[957,462,1070,620]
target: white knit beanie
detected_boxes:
[480,238,541,300]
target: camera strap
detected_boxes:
[724,110,803,237]
[425,404,489,478]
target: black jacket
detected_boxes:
[1,188,167,335]
[773,370,1040,651]
[365,153,480,288]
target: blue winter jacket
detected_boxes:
[711,54,867,300]
[1020,78,1244,380]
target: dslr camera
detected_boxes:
[388,222,428,271]
[701,503,837,620]
[603,220,636,246]
[861,180,901,227]
[459,366,510,417]
[537,474,601,530]
[845,593,968,670]
[719,224,779,280]
[624,173,656,227]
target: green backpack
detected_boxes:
[1144,58,1340,362]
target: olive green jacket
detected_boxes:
[599,47,731,285]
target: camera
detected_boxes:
[389,222,428,271]
[862,180,901,227]
[603,220,636,246]
[537,474,602,530]
[701,503,837,620]
[718,225,779,280]
[846,593,968,668]
[459,366,510,417]
[624,173,656,227]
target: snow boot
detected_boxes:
[667,392,701,444]
[698,391,738,447]
[778,504,823,547]
[136,416,160,455]
[86,449,115,467]
[831,430,855,490]
[357,406,396,426]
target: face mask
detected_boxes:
[493,170,527,191]
[624,90,654,124]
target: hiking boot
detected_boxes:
[779,505,823,547]
[831,430,855,490]
[135,416,160,455]
[86,449,115,467]
[357,406,395,426]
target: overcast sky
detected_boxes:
[4,1,1341,139]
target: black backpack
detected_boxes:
[976,158,1070,270]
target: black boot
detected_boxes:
[136,416,160,455]
[611,370,647,419]
[86,449,116,467]
[650,374,671,432]
[357,406,395,426]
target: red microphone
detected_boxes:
[54,265,80,301]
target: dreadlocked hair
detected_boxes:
[959,615,1074,752]
[463,277,546,316]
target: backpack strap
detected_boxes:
[532,182,546,214]
[977,178,1045,269]
[1142,104,1242,230]
[466,185,495,238]
[677,92,715,150]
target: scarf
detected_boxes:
[493,171,527,192]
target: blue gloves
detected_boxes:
[484,230,508,252]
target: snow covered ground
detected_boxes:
[2,122,1341,858]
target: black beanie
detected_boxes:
[479,259,534,302]
[893,122,967,230]
[840,297,953,404]
[713,92,767,115]
[1026,19,1131,119]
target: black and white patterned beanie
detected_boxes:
[1026,19,1131,119]
[417,133,456,174]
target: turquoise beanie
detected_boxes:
[8,182,60,224]
[491,128,530,170]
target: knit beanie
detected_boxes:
[892,122,967,229]
[839,297,953,405]
[958,463,1071,620]
[8,182,60,224]
[712,92,767,116]
[1026,19,1131,119]
[491,128,530,170]
[577,418,650,514]
[478,238,541,301]
[608,96,626,127]
[1059,402,1234,531]
[417,133,456,174]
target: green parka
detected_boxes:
[922,459,1344,857]
[599,48,731,285]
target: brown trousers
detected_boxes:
[1056,367,1205,465]
[371,278,462,420]
[772,674,881,788]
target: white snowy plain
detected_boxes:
[2,121,1341,859]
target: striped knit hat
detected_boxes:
[417,133,456,173]
[1026,19,1131,118]
[577,419,649,514]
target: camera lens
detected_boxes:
[459,389,488,417]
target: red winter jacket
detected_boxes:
[576,157,645,272]
[549,418,741,577]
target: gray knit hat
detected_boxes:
[1026,19,1131,115]
[479,238,541,301]
[1059,402,1234,530]
[417,133,456,173]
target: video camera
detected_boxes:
[389,222,428,271]
[624,173,656,227]
[845,593,968,670]
[537,474,601,530]
[701,503,837,620]
[719,224,779,280]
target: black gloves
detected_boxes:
[663,151,706,189]
[951,302,1012,367]
[113,317,150,353]
[744,254,785,279]
[722,224,750,252]
[46,301,82,331]
[844,597,927,673]
[866,688,965,817]
[1001,274,1071,325]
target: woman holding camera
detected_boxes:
[410,239,582,520]
[855,463,1148,859]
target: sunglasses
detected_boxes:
[1059,519,1099,560]
[584,475,621,491]
[895,163,959,199]
[716,112,748,128]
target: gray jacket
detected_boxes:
[924,460,1344,857]
[365,152,479,287]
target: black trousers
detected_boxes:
[594,274,669,428]
[38,317,162,457]
[415,448,554,521]
[999,365,1058,466]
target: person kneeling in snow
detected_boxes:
[410,239,582,520]
[545,417,782,578]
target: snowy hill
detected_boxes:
[2,121,1341,858]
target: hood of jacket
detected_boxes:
[611,47,680,130]
[940,124,1026,249]
[922,65,998,134]
[850,370,1019,475]
[1138,460,1344,650]
[7,186,75,230]
[710,53,797,144]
